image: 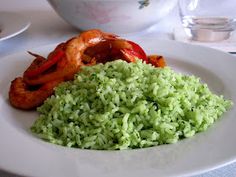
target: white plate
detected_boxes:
[0,39,235,177]
[0,12,30,41]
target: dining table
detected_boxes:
[1,0,236,177]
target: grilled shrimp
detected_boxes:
[24,29,118,85]
[9,29,166,110]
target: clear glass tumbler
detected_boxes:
[178,0,236,41]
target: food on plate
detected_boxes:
[31,60,232,150]
[9,77,62,110]
[8,29,165,110]
[8,29,232,150]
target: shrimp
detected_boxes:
[83,39,148,63]
[83,39,134,63]
[8,29,166,110]
[9,77,62,110]
[24,29,118,85]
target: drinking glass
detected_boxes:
[178,0,236,41]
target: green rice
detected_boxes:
[31,60,232,150]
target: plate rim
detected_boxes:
[0,11,31,42]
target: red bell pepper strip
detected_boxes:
[24,49,65,78]
[127,40,148,62]
[120,48,137,63]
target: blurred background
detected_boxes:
[0,0,181,57]
[1,0,236,176]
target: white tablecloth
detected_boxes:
[1,1,236,176]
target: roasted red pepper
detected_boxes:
[24,49,64,78]
[127,40,148,62]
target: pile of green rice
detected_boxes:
[31,60,232,150]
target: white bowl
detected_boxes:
[47,0,178,34]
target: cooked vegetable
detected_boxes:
[24,50,65,78]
